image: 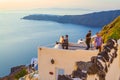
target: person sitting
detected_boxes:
[54,41,62,49]
[77,39,84,44]
[77,39,85,48]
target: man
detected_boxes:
[85,30,91,50]
[64,35,69,49]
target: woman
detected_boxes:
[59,36,65,49]
[95,32,103,52]
[59,36,64,44]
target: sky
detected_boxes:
[0,0,120,10]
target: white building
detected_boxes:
[38,45,120,80]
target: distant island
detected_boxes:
[23,10,120,27]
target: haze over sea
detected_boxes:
[0,9,101,77]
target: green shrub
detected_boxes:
[14,68,28,79]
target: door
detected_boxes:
[56,68,64,80]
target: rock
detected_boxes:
[10,65,26,74]
[1,65,28,80]
[76,61,93,71]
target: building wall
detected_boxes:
[38,48,98,80]
[38,47,120,80]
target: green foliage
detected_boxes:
[100,16,120,42]
[14,68,27,80]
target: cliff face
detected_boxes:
[100,16,120,42]
[0,65,27,80]
[23,10,120,27]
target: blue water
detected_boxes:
[0,10,101,77]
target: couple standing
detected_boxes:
[59,35,69,49]
[85,30,102,52]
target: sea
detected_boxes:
[0,9,102,77]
